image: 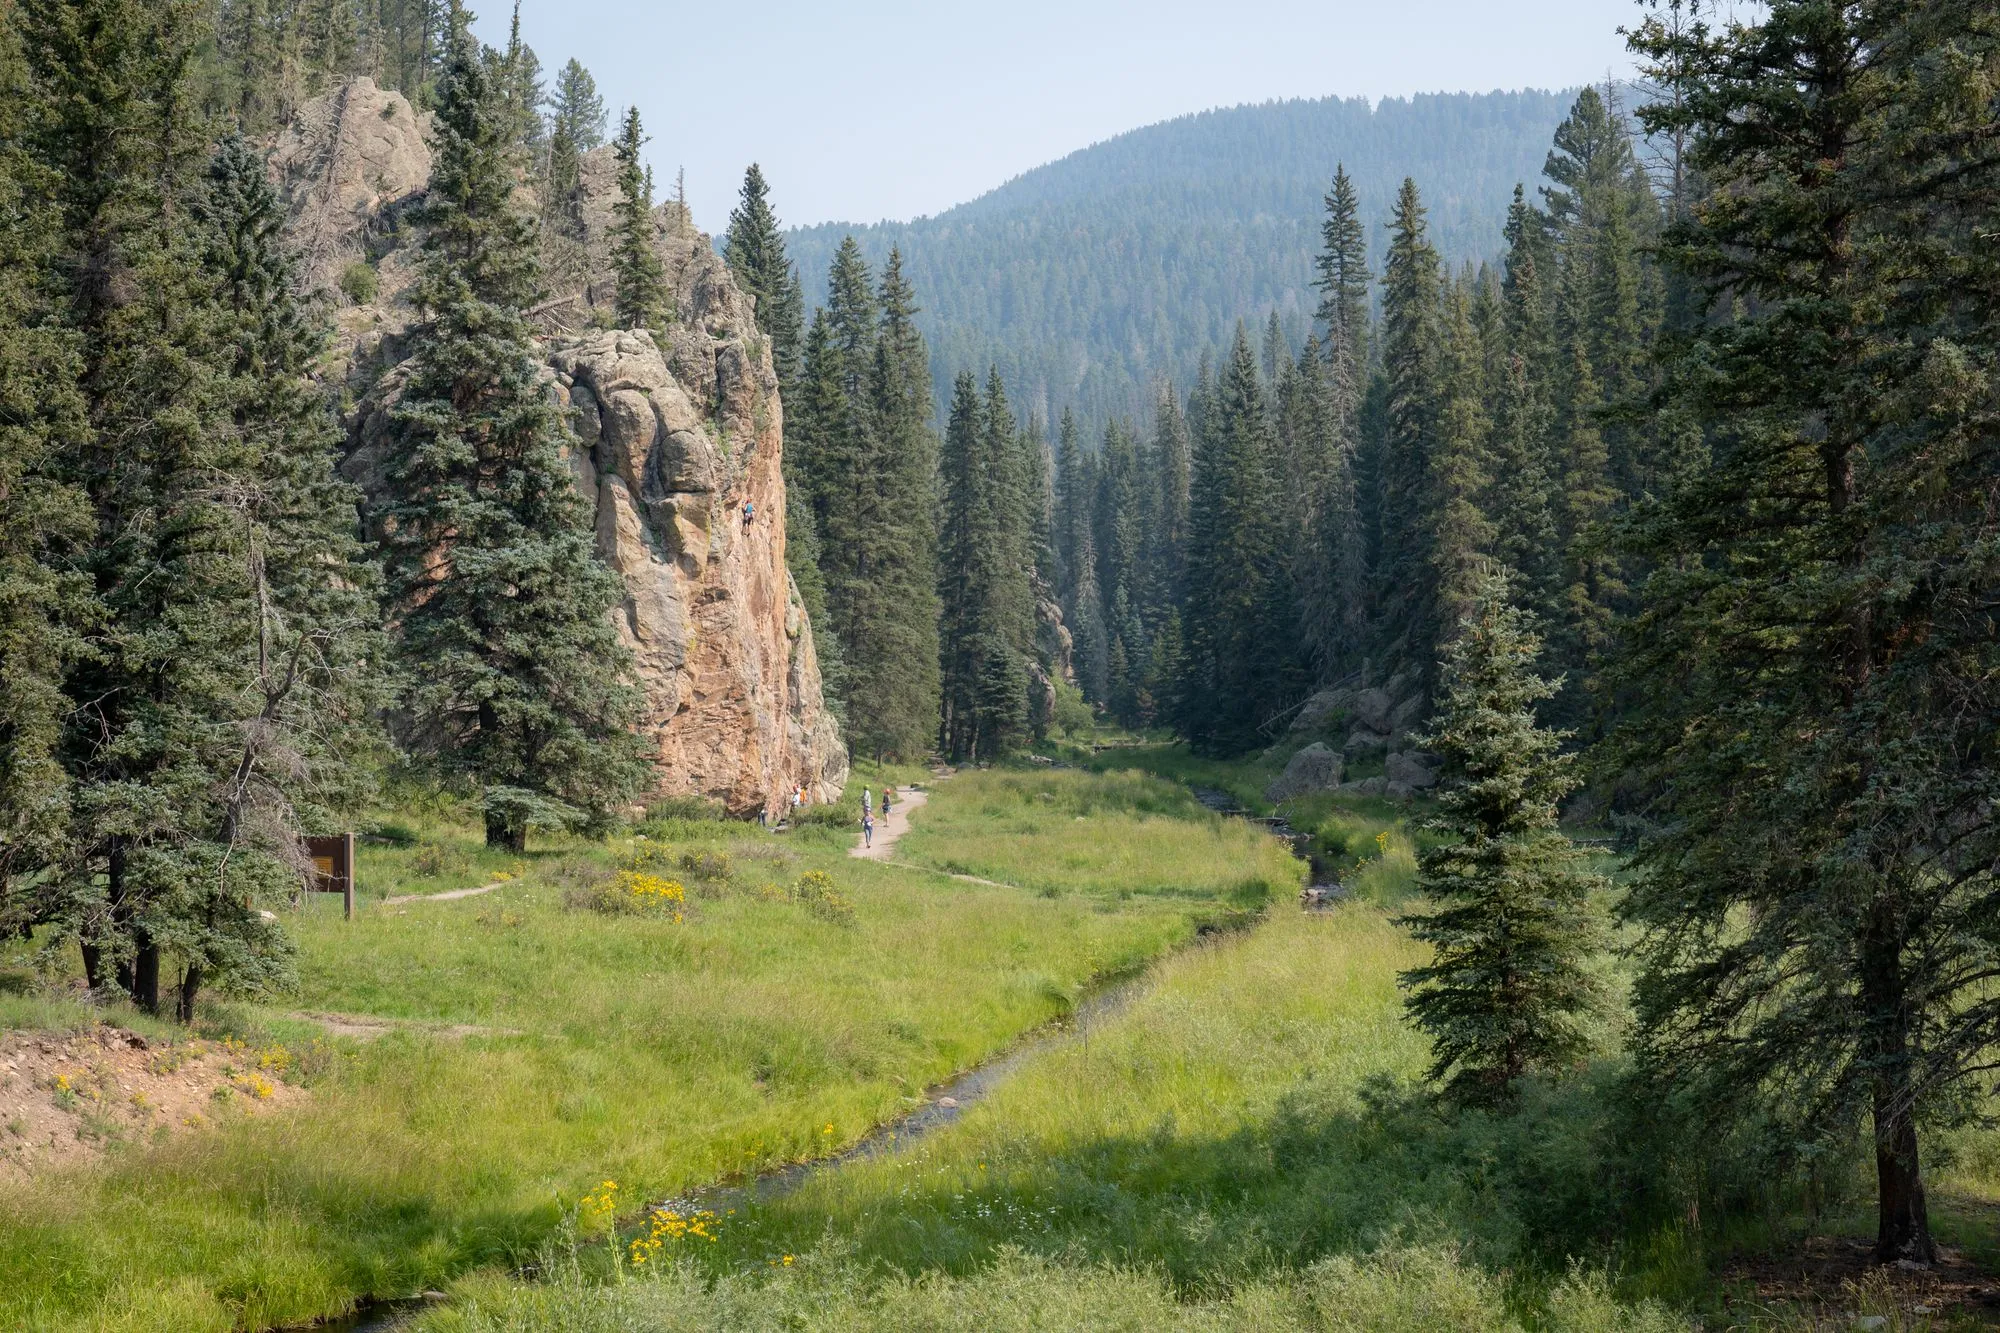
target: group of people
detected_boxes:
[758,782,898,845]
[859,785,897,849]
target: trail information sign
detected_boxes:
[305,833,356,920]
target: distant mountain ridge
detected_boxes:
[786,89,1579,435]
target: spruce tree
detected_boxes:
[1375,178,1445,665]
[1314,163,1371,382]
[376,13,644,852]
[1616,0,2000,1264]
[853,250,942,759]
[1176,326,1301,753]
[0,15,87,936]
[724,164,804,393]
[610,105,667,332]
[1400,568,1604,1107]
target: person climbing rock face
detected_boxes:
[742,500,755,527]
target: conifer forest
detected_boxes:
[1,0,1999,1328]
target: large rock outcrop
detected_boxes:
[285,79,846,818]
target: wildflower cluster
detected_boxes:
[789,871,855,925]
[629,1206,720,1265]
[579,1179,619,1232]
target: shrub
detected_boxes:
[338,260,378,305]
[646,795,726,823]
[365,822,420,847]
[677,849,733,882]
[788,871,855,925]
[410,841,469,879]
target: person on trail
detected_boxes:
[862,787,872,816]
[882,785,896,814]
[862,807,875,849]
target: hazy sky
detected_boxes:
[480,0,1641,234]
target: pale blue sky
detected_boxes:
[481,0,1641,234]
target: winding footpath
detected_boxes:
[847,787,928,859]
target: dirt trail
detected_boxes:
[849,786,928,859]
[379,880,503,906]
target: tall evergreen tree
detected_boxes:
[1314,163,1370,380]
[1616,0,2000,1264]
[1176,326,1301,752]
[375,12,644,852]
[1375,178,1445,665]
[0,12,87,938]
[609,105,667,332]
[1400,568,1605,1106]
[724,163,804,393]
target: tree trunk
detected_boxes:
[1860,900,1935,1264]
[130,931,160,1014]
[485,809,525,853]
[80,942,105,992]
[176,963,201,1024]
[1874,1082,1936,1264]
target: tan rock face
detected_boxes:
[287,78,846,818]
[551,329,846,817]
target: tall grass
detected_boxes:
[895,767,1302,905]
[410,908,1686,1332]
[0,785,1229,1332]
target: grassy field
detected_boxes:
[893,767,1301,905]
[407,906,1688,1331]
[0,771,1230,1332]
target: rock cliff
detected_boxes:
[283,78,847,818]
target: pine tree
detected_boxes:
[1375,178,1445,664]
[376,13,645,852]
[1616,0,2000,1264]
[1176,326,1301,752]
[724,163,804,393]
[542,57,603,233]
[1487,187,1563,632]
[0,14,87,937]
[853,250,942,759]
[1314,163,1371,383]
[609,105,667,332]
[1400,567,1604,1106]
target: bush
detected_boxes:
[788,871,855,925]
[646,795,726,823]
[365,822,420,847]
[677,850,733,882]
[410,841,469,879]
[338,260,378,305]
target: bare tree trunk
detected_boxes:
[1874,1087,1934,1263]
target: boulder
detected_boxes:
[1340,776,1389,797]
[1351,687,1395,733]
[1344,728,1393,755]
[1265,743,1345,804]
[1289,685,1356,735]
[1384,751,1440,791]
[1387,692,1426,736]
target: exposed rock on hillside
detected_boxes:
[1266,742,1344,803]
[285,78,846,818]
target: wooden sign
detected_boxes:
[304,833,356,920]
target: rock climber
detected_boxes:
[742,499,755,527]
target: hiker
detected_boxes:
[862,786,873,816]
[882,785,896,814]
[862,807,875,849]
[792,784,803,812]
[742,500,755,527]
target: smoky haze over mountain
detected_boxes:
[786,89,1580,434]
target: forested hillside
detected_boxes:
[786,90,1578,433]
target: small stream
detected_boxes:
[1190,786,1343,903]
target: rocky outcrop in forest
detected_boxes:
[280,78,847,818]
